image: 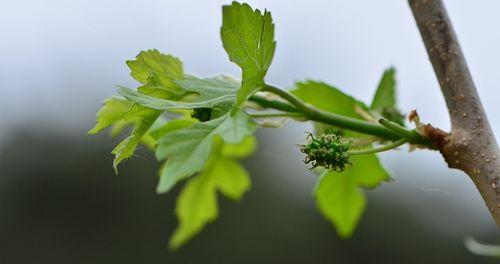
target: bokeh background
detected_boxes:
[1,0,500,263]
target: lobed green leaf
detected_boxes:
[370,67,405,125]
[169,138,254,249]
[127,49,185,98]
[88,98,134,135]
[111,108,161,172]
[89,49,186,172]
[291,81,370,138]
[315,170,365,238]
[116,75,241,111]
[314,153,388,238]
[156,110,257,193]
[371,67,396,111]
[221,2,276,107]
[149,118,197,140]
[292,81,368,118]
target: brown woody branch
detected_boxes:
[408,0,500,225]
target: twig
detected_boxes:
[408,0,500,225]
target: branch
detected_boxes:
[408,0,500,225]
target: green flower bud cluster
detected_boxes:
[300,133,351,171]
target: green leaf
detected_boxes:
[292,81,367,118]
[156,110,257,193]
[109,50,186,171]
[170,167,218,249]
[88,98,133,134]
[314,153,388,238]
[212,158,250,200]
[111,108,161,172]
[370,68,405,125]
[88,96,163,170]
[347,154,390,188]
[315,170,365,238]
[221,2,276,107]
[176,75,240,99]
[127,49,185,98]
[88,96,165,143]
[116,75,240,111]
[221,135,256,158]
[291,81,369,137]
[149,118,197,140]
[371,67,396,111]
[169,139,253,249]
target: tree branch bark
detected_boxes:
[408,0,500,225]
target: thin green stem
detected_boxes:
[248,94,299,113]
[261,84,313,114]
[349,138,408,155]
[378,118,432,146]
[261,84,402,140]
[250,112,304,118]
[378,118,413,138]
[249,84,433,147]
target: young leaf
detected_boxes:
[221,135,256,158]
[127,49,185,98]
[221,2,276,107]
[169,138,254,249]
[176,75,240,98]
[312,147,389,238]
[371,67,396,111]
[292,81,368,118]
[89,96,162,171]
[212,155,251,200]
[88,97,164,147]
[108,50,185,171]
[292,81,370,138]
[315,170,365,238]
[116,75,240,111]
[170,166,217,249]
[149,118,197,140]
[349,154,390,189]
[370,68,405,125]
[155,110,257,193]
[88,98,134,135]
[111,108,161,172]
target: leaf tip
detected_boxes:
[87,127,98,135]
[386,66,396,73]
[168,234,185,251]
[156,177,174,194]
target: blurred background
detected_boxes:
[1,0,499,263]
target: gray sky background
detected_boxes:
[1,0,500,236]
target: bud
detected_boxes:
[299,133,351,171]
